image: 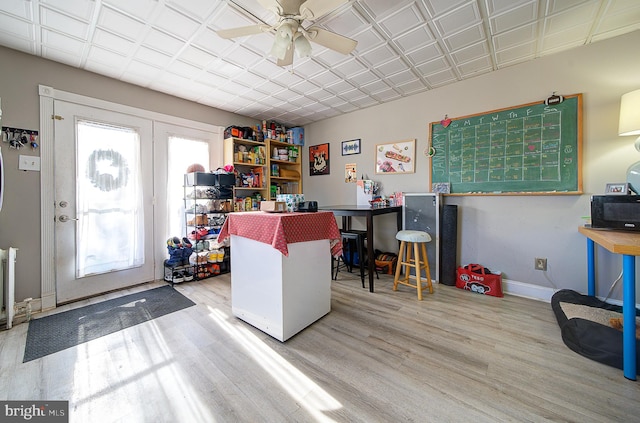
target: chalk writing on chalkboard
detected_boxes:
[429,94,582,195]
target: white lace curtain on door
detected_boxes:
[76,120,144,278]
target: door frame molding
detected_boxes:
[39,85,223,310]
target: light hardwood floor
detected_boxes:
[1,271,639,422]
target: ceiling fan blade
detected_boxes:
[306,27,357,55]
[277,45,294,67]
[256,0,283,15]
[216,24,271,39]
[299,0,348,19]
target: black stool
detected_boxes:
[334,230,378,288]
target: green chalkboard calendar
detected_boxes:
[429,94,582,195]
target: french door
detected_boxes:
[54,101,154,303]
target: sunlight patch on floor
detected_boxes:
[69,319,217,422]
[208,306,342,422]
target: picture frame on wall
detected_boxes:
[309,143,330,176]
[375,139,415,174]
[605,182,629,195]
[341,139,361,155]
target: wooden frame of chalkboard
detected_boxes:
[428,94,582,195]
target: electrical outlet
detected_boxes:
[535,258,547,271]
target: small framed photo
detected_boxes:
[605,182,629,195]
[341,139,361,156]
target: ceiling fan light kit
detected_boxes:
[217,0,357,67]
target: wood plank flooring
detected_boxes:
[1,271,639,422]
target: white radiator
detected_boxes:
[0,247,17,329]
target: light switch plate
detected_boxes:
[18,155,41,171]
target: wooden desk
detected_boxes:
[578,226,640,380]
[319,205,402,292]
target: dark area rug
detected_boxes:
[23,285,195,362]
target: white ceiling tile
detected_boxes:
[42,46,82,66]
[86,45,128,68]
[40,7,89,39]
[432,2,481,36]
[394,25,435,53]
[0,0,635,126]
[542,23,592,50]
[0,12,34,39]
[166,0,221,21]
[102,0,162,22]
[350,28,384,56]
[405,42,442,65]
[359,0,403,18]
[547,0,598,15]
[166,60,202,79]
[135,45,173,67]
[0,2,33,20]
[415,57,451,76]
[395,79,428,95]
[143,28,185,56]
[360,43,397,67]
[287,58,326,79]
[193,27,236,56]
[322,6,368,37]
[544,2,600,35]
[450,41,490,65]
[152,7,201,41]
[290,80,321,96]
[489,2,538,34]
[92,28,136,56]
[425,68,458,86]
[178,45,216,67]
[41,29,85,55]
[85,61,122,78]
[379,4,425,36]
[495,42,536,66]
[98,7,146,40]
[0,35,34,53]
[371,86,401,102]
[359,79,391,94]
[422,0,472,17]
[333,58,368,78]
[456,55,493,76]
[485,0,535,16]
[444,23,485,51]
[348,69,379,86]
[376,57,409,76]
[40,0,95,21]
[386,69,419,86]
[492,24,536,51]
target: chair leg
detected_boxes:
[421,242,433,294]
[356,235,365,288]
[413,242,423,300]
[393,241,405,291]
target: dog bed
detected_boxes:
[551,289,640,373]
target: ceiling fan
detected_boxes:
[216,0,358,67]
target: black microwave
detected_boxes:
[591,195,640,231]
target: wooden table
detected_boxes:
[578,226,640,380]
[319,205,402,292]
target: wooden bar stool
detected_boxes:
[393,230,433,300]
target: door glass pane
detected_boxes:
[76,120,144,278]
[167,136,209,238]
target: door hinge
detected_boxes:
[52,115,64,120]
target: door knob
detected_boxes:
[58,215,79,222]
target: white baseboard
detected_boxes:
[502,279,557,303]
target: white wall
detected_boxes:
[302,30,640,301]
